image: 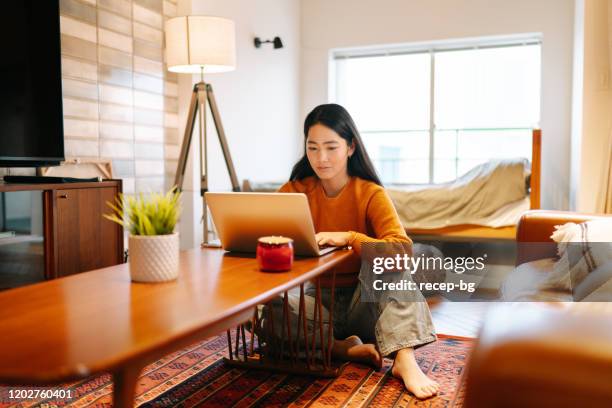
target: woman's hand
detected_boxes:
[315,231,353,247]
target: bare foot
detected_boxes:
[392,347,439,399]
[332,335,382,369]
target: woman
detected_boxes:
[274,103,439,399]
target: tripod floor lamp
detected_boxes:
[165,16,240,245]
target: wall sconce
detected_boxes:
[254,36,283,49]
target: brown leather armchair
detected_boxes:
[464,210,612,408]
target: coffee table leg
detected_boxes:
[326,270,336,367]
[223,276,347,377]
[113,365,141,408]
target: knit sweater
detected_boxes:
[278,176,412,287]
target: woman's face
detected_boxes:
[306,123,355,181]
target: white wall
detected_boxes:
[300,0,575,210]
[571,0,611,212]
[176,0,301,248]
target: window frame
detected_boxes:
[329,34,542,185]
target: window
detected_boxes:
[332,38,541,184]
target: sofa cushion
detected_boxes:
[574,260,612,302]
[501,258,573,301]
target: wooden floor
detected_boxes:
[418,239,515,339]
[430,300,491,338]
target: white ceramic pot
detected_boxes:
[128,232,179,282]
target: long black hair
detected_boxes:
[289,103,382,186]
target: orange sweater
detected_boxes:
[278,176,412,287]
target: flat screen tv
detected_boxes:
[0,0,64,167]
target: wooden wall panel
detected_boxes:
[57,0,179,196]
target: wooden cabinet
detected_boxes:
[1,180,124,281]
[47,184,123,278]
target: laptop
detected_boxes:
[205,192,337,257]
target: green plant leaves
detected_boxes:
[103,186,182,236]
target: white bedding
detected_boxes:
[388,159,530,229]
[455,196,530,228]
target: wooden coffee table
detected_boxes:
[0,247,352,407]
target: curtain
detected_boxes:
[601,0,612,213]
[602,136,612,213]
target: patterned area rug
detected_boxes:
[0,333,472,408]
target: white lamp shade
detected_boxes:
[165,16,236,74]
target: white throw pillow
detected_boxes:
[573,260,612,301]
[550,222,580,256]
[538,219,612,292]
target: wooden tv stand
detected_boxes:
[0,180,124,282]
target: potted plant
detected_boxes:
[104,187,181,282]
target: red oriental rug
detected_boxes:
[0,333,472,408]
